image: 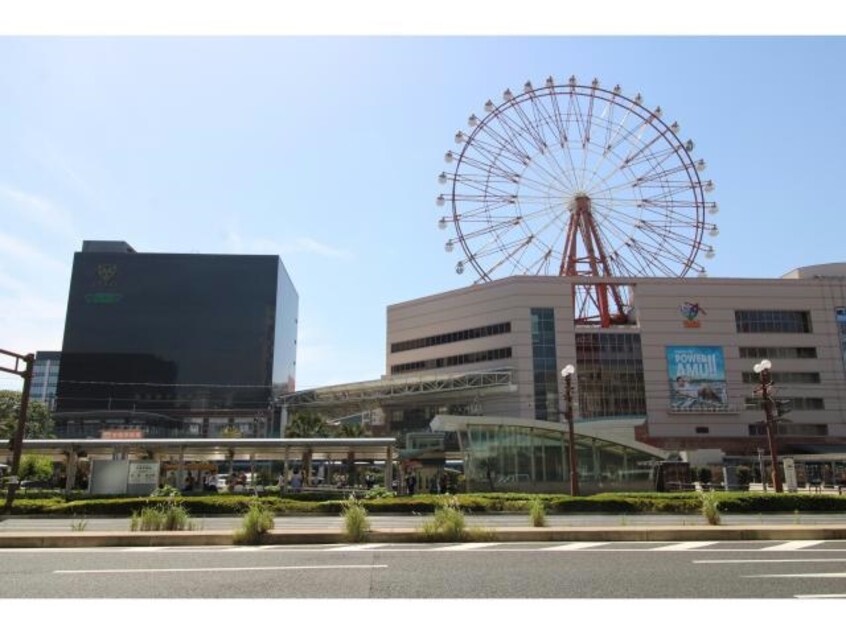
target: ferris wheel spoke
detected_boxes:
[455,151,521,183]
[464,133,531,174]
[485,107,544,162]
[507,95,553,155]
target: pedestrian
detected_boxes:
[406,473,416,496]
[183,472,194,492]
[291,470,303,493]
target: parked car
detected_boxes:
[20,479,53,489]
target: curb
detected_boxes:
[2,525,846,548]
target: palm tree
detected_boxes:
[285,411,329,487]
[335,421,368,486]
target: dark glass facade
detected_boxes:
[55,242,298,436]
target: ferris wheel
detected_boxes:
[437,75,718,326]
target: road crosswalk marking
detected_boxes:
[543,542,610,550]
[653,541,718,551]
[329,543,388,551]
[761,540,826,551]
[433,543,498,551]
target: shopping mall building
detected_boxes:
[383,263,846,454]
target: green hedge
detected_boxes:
[5,491,846,516]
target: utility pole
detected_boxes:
[1,348,35,513]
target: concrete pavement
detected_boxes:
[2,514,846,547]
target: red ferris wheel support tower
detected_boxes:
[560,194,628,327]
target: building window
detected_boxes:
[391,322,511,353]
[837,308,846,371]
[741,372,821,385]
[735,310,812,333]
[390,347,512,374]
[738,347,817,359]
[749,423,828,437]
[575,332,646,418]
[744,396,824,410]
[531,308,559,422]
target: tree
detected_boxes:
[0,390,55,441]
[18,455,53,482]
[335,421,368,486]
[285,411,329,439]
[285,411,329,487]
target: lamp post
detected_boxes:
[561,364,579,496]
[753,359,783,493]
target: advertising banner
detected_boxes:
[666,346,728,410]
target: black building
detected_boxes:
[54,241,298,439]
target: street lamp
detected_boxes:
[561,364,579,496]
[753,359,783,493]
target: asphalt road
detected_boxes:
[2,540,846,599]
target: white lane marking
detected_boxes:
[695,558,846,564]
[54,564,388,575]
[121,547,167,552]
[653,541,718,551]
[746,572,846,578]
[328,544,388,551]
[433,543,498,551]
[761,540,826,551]
[543,542,610,551]
[795,593,846,599]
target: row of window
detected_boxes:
[735,310,812,333]
[738,346,817,359]
[391,347,513,374]
[748,423,828,437]
[741,371,821,384]
[391,322,511,353]
[744,397,825,410]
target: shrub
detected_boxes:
[150,484,181,498]
[363,486,396,500]
[700,491,721,525]
[528,497,547,527]
[129,503,195,531]
[341,495,371,542]
[70,517,88,532]
[233,501,275,545]
[421,496,467,541]
[18,454,54,482]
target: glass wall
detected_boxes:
[531,308,559,421]
[575,332,646,418]
[459,421,658,493]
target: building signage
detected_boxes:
[666,345,728,411]
[128,462,159,485]
[679,302,706,328]
[783,458,798,493]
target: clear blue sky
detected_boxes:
[2,35,845,392]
